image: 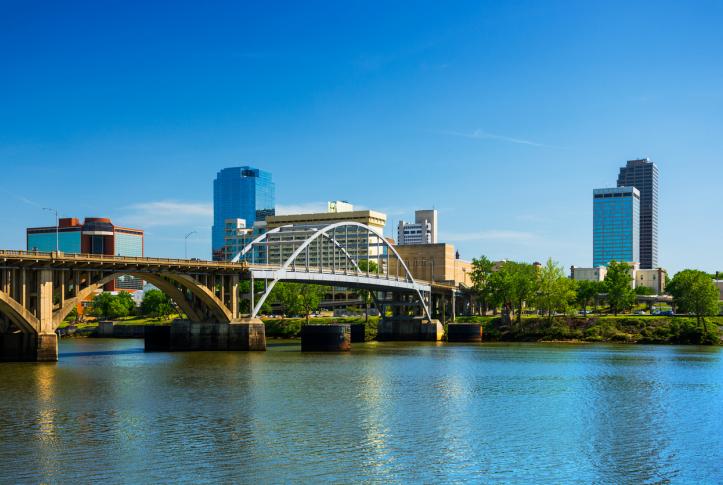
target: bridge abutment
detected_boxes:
[377,317,443,341]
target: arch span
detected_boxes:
[0,291,39,334]
[50,271,233,328]
[236,222,431,319]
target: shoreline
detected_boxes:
[57,315,722,346]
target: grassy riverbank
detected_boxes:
[455,315,723,345]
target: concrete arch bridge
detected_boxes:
[0,222,441,361]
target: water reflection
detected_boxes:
[0,340,721,483]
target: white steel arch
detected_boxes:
[241,222,431,319]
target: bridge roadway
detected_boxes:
[0,250,446,361]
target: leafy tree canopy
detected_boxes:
[604,261,636,315]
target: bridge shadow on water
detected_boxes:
[59,348,145,358]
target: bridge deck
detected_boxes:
[249,267,431,293]
[0,250,248,271]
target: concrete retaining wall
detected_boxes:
[350,323,366,343]
[447,323,483,342]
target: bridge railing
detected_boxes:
[0,249,247,268]
[248,263,416,283]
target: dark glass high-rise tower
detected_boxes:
[617,158,659,269]
[212,166,275,258]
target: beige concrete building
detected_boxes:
[266,209,386,231]
[570,263,667,294]
[570,266,607,282]
[715,280,723,301]
[391,243,472,287]
[260,207,388,268]
[635,268,667,294]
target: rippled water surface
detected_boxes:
[1,339,722,483]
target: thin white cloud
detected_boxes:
[0,188,42,208]
[439,129,552,148]
[117,201,212,228]
[441,229,537,243]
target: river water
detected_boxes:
[0,339,721,483]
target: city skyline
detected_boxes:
[1,2,723,274]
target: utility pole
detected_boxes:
[42,207,59,253]
[184,231,197,259]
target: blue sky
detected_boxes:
[1,0,721,274]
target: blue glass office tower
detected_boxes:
[212,167,275,258]
[593,187,640,267]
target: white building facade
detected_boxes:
[397,209,438,245]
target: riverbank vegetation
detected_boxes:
[455,315,723,345]
[470,256,722,344]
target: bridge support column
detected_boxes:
[451,291,456,323]
[36,269,58,361]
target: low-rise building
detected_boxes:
[715,280,723,301]
[27,217,144,290]
[636,268,667,294]
[391,243,472,287]
[570,266,607,282]
[570,263,667,294]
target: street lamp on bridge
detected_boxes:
[42,207,59,253]
[184,231,197,259]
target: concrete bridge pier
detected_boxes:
[0,331,58,362]
[377,316,443,341]
[145,318,266,352]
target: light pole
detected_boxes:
[184,231,197,259]
[42,207,59,253]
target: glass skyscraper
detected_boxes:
[617,158,659,269]
[593,187,640,267]
[212,166,275,257]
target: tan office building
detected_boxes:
[391,243,472,287]
[262,206,388,267]
[266,209,386,231]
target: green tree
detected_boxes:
[141,289,174,319]
[668,269,720,335]
[604,261,636,315]
[64,306,79,323]
[298,284,326,324]
[635,285,655,296]
[510,262,539,323]
[576,280,600,314]
[535,258,576,321]
[272,283,303,317]
[90,292,114,319]
[488,263,514,322]
[116,291,136,315]
[91,292,133,319]
[488,261,537,323]
[470,255,494,315]
[107,298,131,319]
